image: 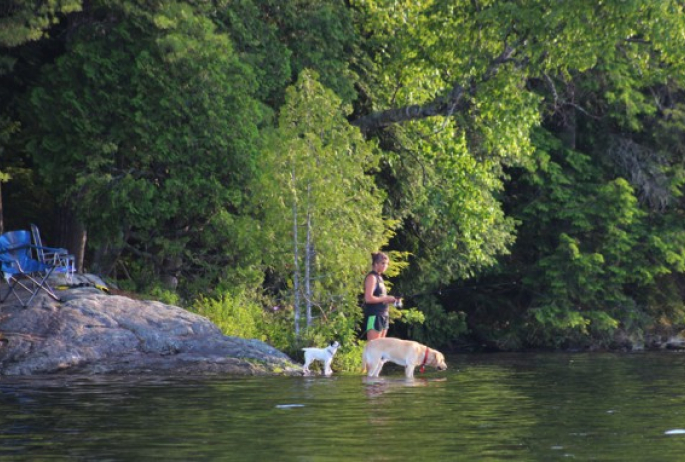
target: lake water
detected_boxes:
[3,352,685,461]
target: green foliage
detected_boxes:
[215,0,292,104]
[257,0,359,104]
[192,287,367,373]
[192,290,267,342]
[331,343,366,375]
[404,296,467,348]
[253,69,392,331]
[0,0,83,48]
[507,127,685,348]
[217,0,360,106]
[257,306,298,352]
[397,307,425,325]
[147,286,181,306]
[0,117,18,182]
[21,1,264,292]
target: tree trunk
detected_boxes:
[57,205,87,274]
[351,45,516,133]
[291,167,301,337]
[70,222,87,274]
[160,256,181,291]
[559,85,577,150]
[305,204,313,328]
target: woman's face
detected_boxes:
[374,259,389,273]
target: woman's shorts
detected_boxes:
[364,313,389,333]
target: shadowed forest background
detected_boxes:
[2,0,685,361]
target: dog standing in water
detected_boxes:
[302,341,340,376]
[363,337,447,378]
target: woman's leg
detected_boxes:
[367,329,381,341]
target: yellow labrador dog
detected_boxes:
[363,337,447,378]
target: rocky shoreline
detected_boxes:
[0,278,301,376]
[3,276,685,377]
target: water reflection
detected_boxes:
[362,376,444,399]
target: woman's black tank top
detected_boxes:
[364,271,388,315]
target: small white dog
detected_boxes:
[302,341,340,376]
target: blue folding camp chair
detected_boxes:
[0,230,61,307]
[31,224,75,283]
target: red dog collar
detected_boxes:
[420,348,429,373]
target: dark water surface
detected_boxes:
[3,352,685,461]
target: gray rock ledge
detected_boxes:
[0,286,301,376]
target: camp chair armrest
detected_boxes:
[32,244,69,255]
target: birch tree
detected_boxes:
[256,70,392,335]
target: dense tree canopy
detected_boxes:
[21,1,265,290]
[2,0,685,352]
